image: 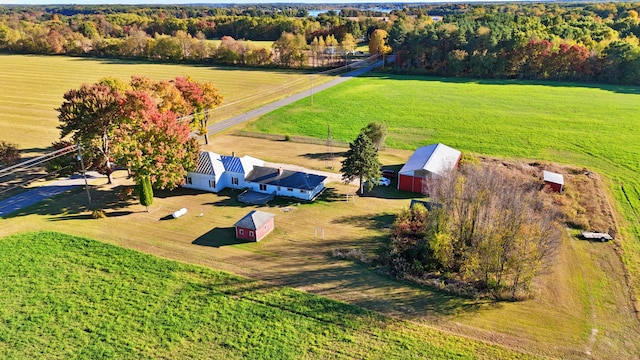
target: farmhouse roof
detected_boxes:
[233,210,275,230]
[220,155,264,174]
[193,151,225,176]
[245,166,326,190]
[398,143,461,177]
[543,170,564,185]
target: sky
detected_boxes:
[1,0,442,5]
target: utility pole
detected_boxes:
[76,145,91,204]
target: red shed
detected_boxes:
[234,210,275,242]
[543,170,564,193]
[398,143,461,193]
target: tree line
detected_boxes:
[0,5,381,67]
[384,3,640,84]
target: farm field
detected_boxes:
[244,74,640,307]
[0,54,321,155]
[1,137,638,359]
[0,231,544,359]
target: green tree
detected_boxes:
[272,31,307,67]
[362,122,387,150]
[340,131,382,194]
[138,175,154,212]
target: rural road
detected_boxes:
[206,59,385,135]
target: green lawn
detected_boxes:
[0,231,541,359]
[0,54,312,154]
[244,74,640,302]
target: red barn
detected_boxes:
[234,210,275,242]
[543,170,564,193]
[398,143,461,193]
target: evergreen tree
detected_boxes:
[340,131,382,194]
[138,176,154,212]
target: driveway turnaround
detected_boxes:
[0,172,103,217]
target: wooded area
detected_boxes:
[384,163,563,300]
[1,3,638,83]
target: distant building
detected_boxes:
[234,210,275,242]
[398,143,461,193]
[183,151,326,201]
[543,170,564,193]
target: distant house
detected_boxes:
[234,210,275,242]
[183,151,326,201]
[543,170,564,193]
[398,143,461,193]
[244,166,326,201]
[183,151,263,193]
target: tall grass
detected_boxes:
[0,231,540,359]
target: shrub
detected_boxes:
[91,209,106,219]
[0,141,20,166]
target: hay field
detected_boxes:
[0,54,312,154]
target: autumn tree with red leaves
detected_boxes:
[57,75,218,199]
[113,90,199,190]
[173,76,222,144]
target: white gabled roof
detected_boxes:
[240,155,264,175]
[193,151,225,178]
[543,170,564,185]
[399,143,461,177]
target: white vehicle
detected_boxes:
[377,177,391,186]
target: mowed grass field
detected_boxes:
[0,231,541,359]
[0,54,316,154]
[244,74,640,305]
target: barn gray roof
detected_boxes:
[399,143,461,177]
[233,210,275,230]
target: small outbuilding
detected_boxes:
[233,210,275,242]
[398,143,461,193]
[543,170,564,193]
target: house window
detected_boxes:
[300,189,306,193]
[186,177,192,185]
[209,180,216,188]
[249,231,254,237]
[259,184,267,191]
[277,186,281,191]
[232,177,239,185]
[239,229,244,235]
[287,187,293,192]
